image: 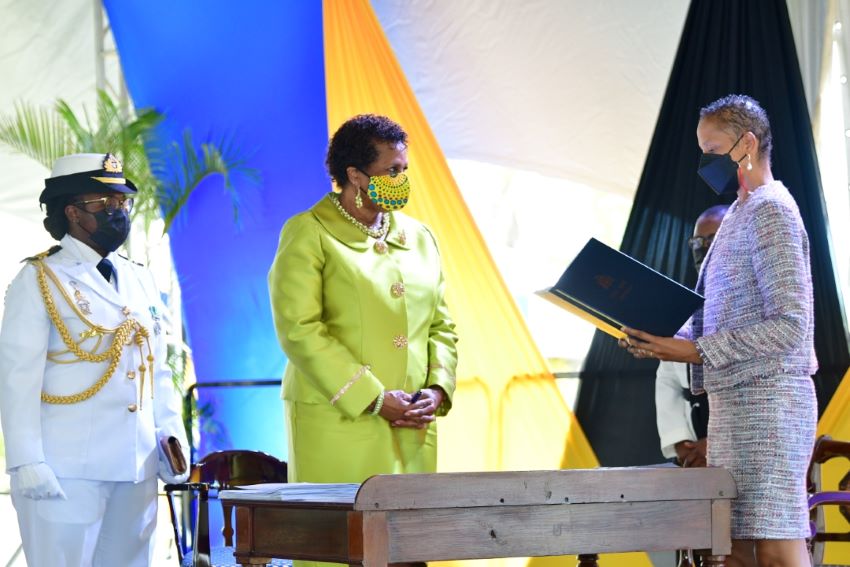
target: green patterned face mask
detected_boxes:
[364,171,411,211]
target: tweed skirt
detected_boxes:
[707,374,816,539]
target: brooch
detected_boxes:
[149,305,162,335]
[68,280,92,315]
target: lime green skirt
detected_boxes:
[285,400,438,567]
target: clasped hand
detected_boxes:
[378,388,442,429]
[675,438,708,468]
[617,326,702,364]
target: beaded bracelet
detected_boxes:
[370,391,386,416]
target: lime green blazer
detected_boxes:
[269,194,458,421]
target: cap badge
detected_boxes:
[102,153,123,173]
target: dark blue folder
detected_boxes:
[536,238,704,338]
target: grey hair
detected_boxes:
[700,94,772,162]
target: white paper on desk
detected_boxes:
[220,482,360,503]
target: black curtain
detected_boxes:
[574,0,850,467]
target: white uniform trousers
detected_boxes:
[11,476,158,567]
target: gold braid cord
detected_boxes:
[33,254,154,406]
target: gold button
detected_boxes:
[127,404,138,413]
[390,282,405,298]
[393,335,408,349]
[127,371,136,380]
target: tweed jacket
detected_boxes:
[691,181,817,393]
[268,194,458,420]
[0,235,188,482]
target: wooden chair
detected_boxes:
[165,450,290,567]
[807,435,850,565]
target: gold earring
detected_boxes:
[746,154,753,171]
[354,190,363,209]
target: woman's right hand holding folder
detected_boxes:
[618,326,703,364]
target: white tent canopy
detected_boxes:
[1,1,691,212]
[0,3,847,564]
[373,0,689,196]
[0,1,843,364]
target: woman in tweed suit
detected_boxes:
[621,95,817,567]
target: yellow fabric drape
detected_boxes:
[322,1,649,565]
[816,366,850,563]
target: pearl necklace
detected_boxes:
[329,193,390,240]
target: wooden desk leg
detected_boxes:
[701,555,726,567]
[362,511,389,567]
[577,554,599,567]
[233,507,274,566]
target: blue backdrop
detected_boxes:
[104,1,330,461]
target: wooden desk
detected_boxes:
[220,467,736,567]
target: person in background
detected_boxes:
[656,204,728,469]
[621,95,817,567]
[0,153,189,567]
[656,204,728,567]
[268,114,458,493]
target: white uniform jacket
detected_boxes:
[0,235,188,482]
[655,360,697,459]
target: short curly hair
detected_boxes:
[326,114,408,187]
[700,94,773,162]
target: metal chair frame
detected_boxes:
[167,379,286,567]
[807,435,850,566]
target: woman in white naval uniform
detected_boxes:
[0,153,189,567]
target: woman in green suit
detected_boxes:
[269,114,458,484]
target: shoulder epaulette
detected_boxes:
[22,245,62,263]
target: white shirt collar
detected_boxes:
[60,234,117,267]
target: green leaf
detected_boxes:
[153,129,260,233]
[0,101,73,168]
[55,98,94,151]
[0,89,258,234]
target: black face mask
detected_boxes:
[692,246,708,273]
[697,134,746,195]
[84,209,131,252]
[688,232,715,273]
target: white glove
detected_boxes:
[11,462,66,500]
[157,458,190,484]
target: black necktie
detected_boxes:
[96,258,115,283]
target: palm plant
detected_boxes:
[0,89,258,232]
[0,91,259,397]
[151,129,258,232]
